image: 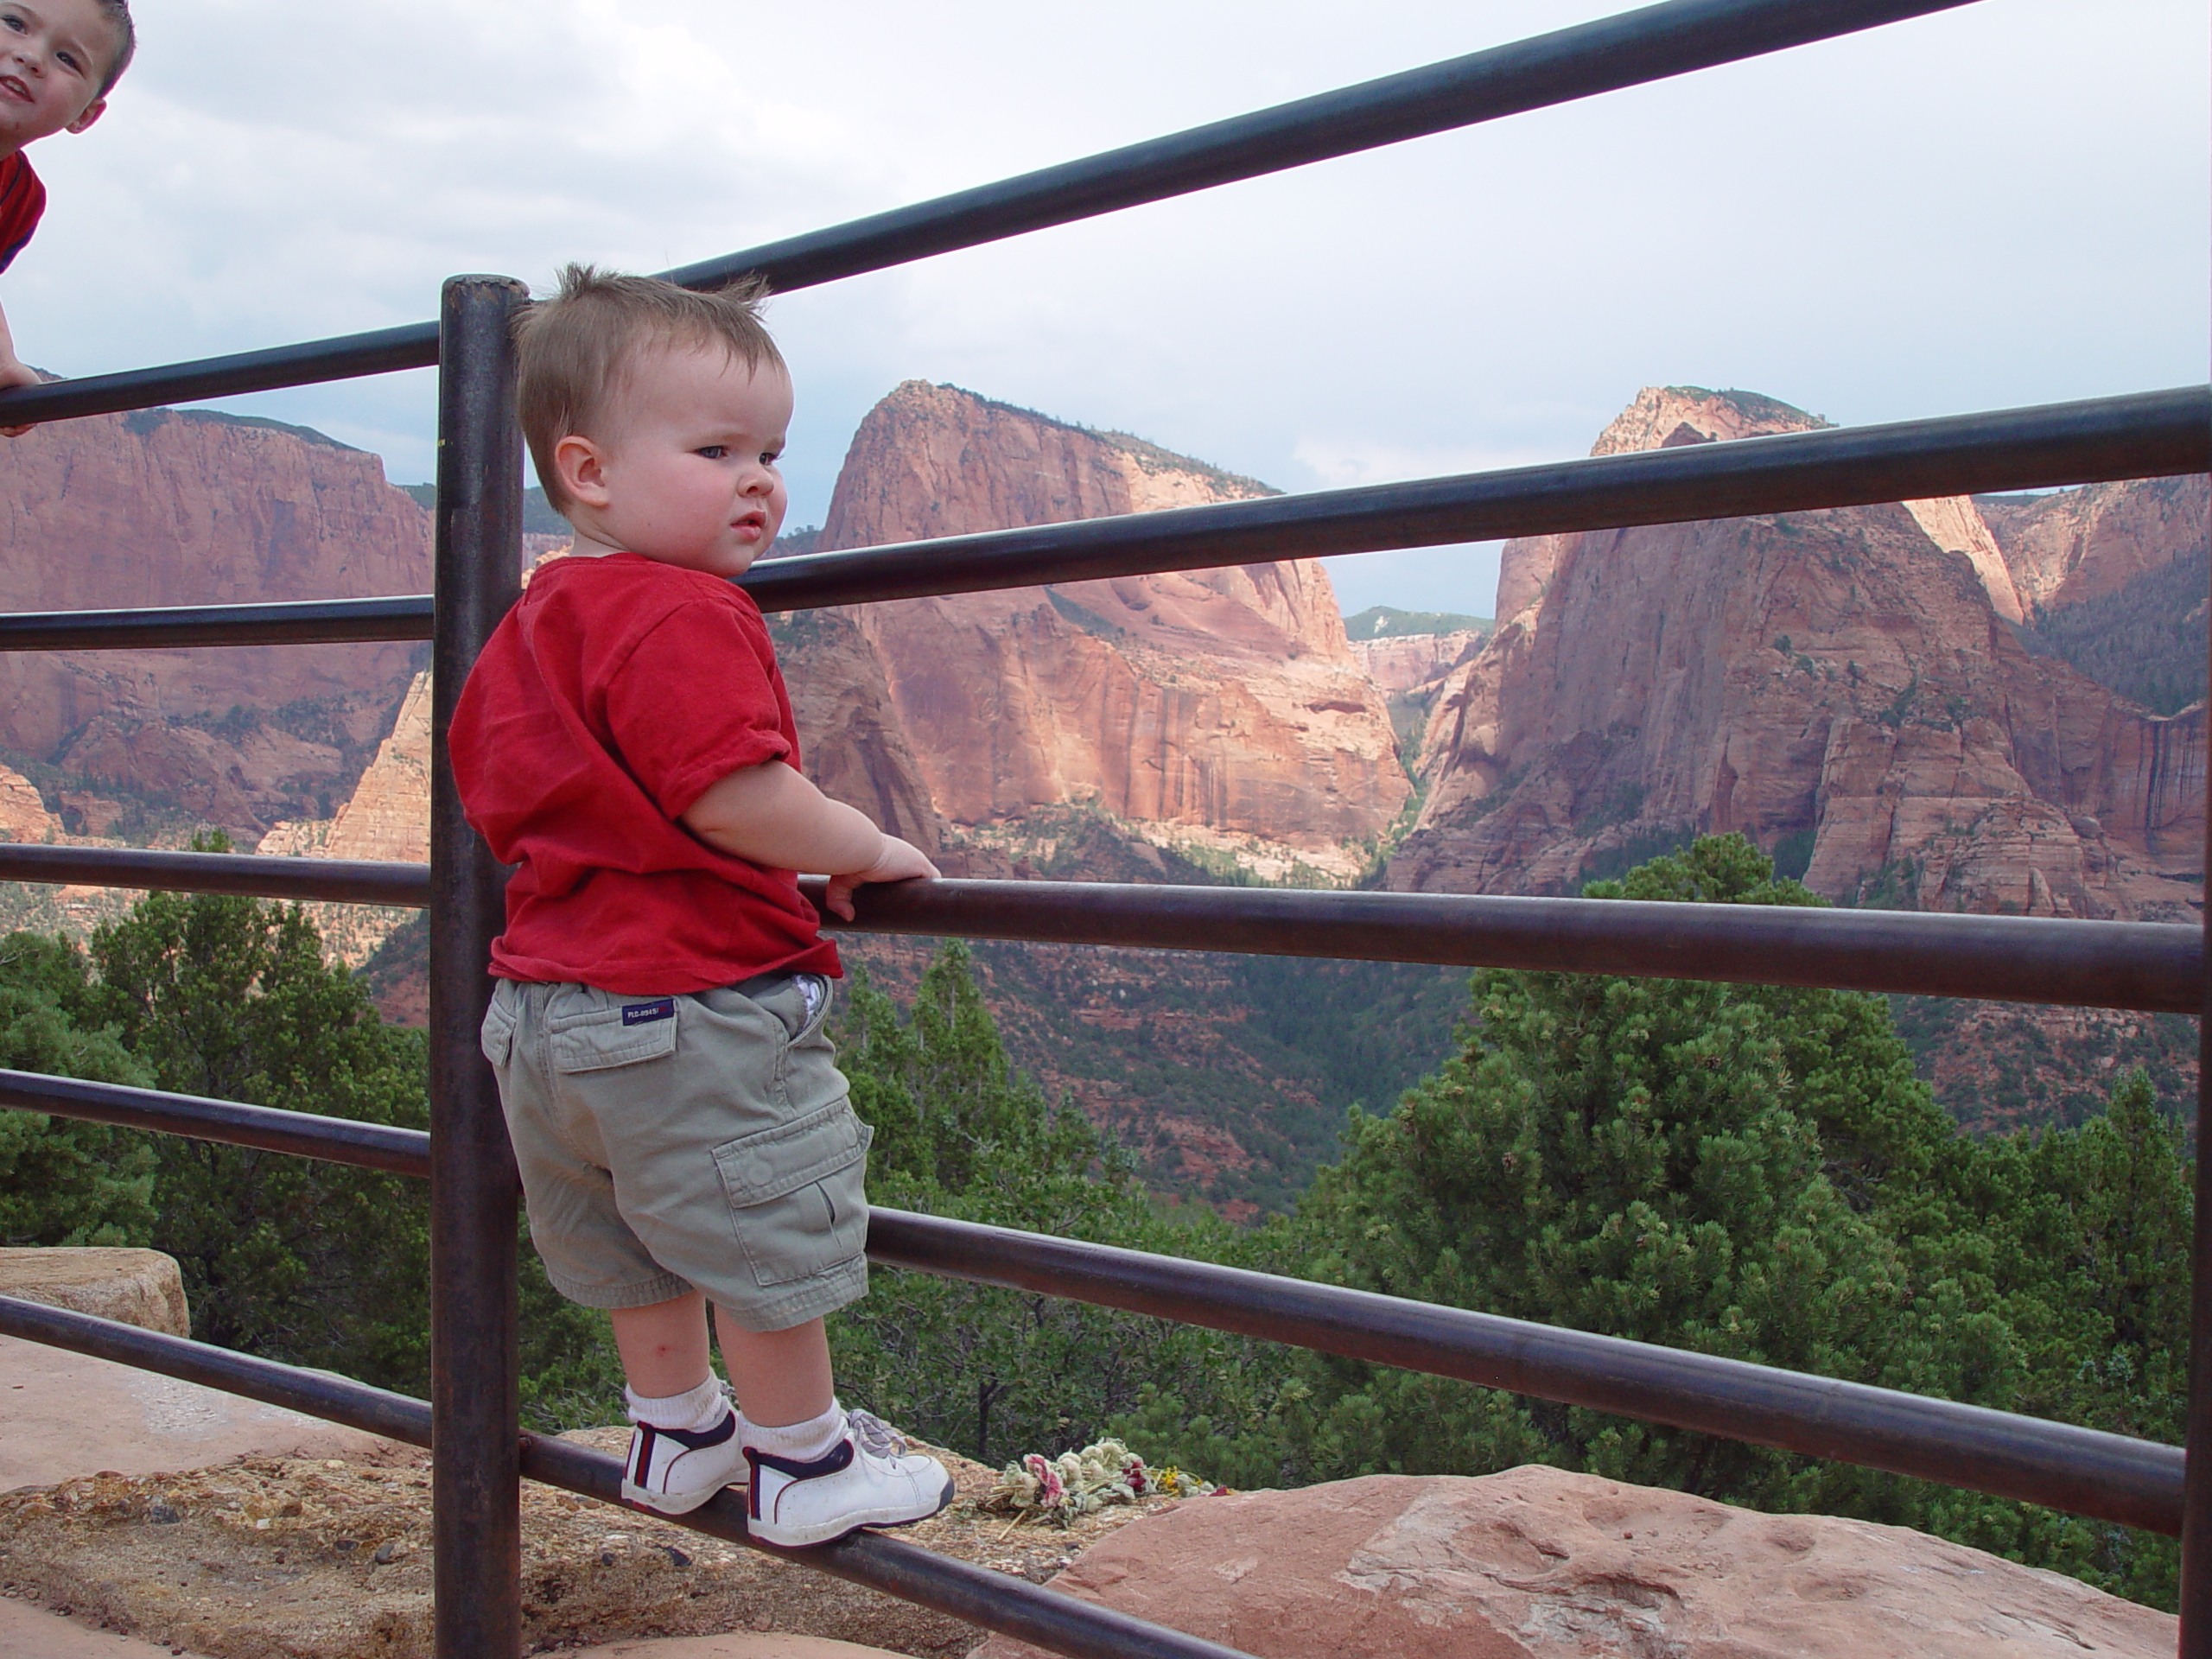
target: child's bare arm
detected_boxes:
[0,301,40,435]
[681,760,937,919]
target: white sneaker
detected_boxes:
[744,1416,955,1548]
[621,1403,746,1515]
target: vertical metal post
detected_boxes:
[429,273,527,1659]
[2185,388,2212,1653]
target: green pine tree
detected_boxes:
[0,931,157,1247]
[79,880,433,1392]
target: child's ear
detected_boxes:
[553,435,611,508]
[64,99,105,136]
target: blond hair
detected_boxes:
[514,264,785,516]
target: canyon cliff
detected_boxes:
[808,382,1407,870]
[0,407,429,836]
[1390,386,2206,920]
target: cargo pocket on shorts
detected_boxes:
[548,995,680,1073]
[711,1102,873,1287]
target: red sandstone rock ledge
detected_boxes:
[976,1465,2173,1659]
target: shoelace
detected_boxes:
[846,1408,909,1458]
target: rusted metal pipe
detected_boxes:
[426,273,527,1659]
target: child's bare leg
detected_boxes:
[713,1307,832,1427]
[609,1290,712,1396]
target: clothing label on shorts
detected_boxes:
[621,997,677,1027]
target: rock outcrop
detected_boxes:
[974,1465,2175,1659]
[0,407,433,838]
[0,760,58,841]
[322,674,433,867]
[1347,630,1485,698]
[0,1248,189,1338]
[1391,387,2205,918]
[1985,474,2212,612]
[816,383,1408,861]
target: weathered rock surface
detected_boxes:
[0,406,431,843]
[974,1465,2175,1659]
[1347,631,1486,699]
[1985,474,2212,612]
[0,766,56,842]
[816,382,1407,857]
[321,674,432,868]
[767,608,945,856]
[1393,386,2206,918]
[0,1249,188,1339]
[0,408,429,776]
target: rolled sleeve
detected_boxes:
[602,603,793,820]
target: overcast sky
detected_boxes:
[8,0,2205,617]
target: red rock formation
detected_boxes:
[767,607,945,855]
[1984,474,2210,612]
[0,407,431,836]
[1393,388,2205,918]
[1347,630,1485,698]
[973,1465,2176,1659]
[818,382,1407,854]
[0,763,56,842]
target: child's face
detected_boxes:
[556,340,792,580]
[0,0,117,152]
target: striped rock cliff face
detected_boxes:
[1390,387,2204,919]
[1348,631,1486,699]
[1982,474,2211,613]
[815,381,1407,857]
[0,406,429,836]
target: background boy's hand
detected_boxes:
[0,356,41,436]
[823,836,939,921]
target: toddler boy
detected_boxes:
[0,0,133,433]
[449,265,950,1547]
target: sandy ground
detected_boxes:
[0,1604,905,1659]
[0,1421,1181,1658]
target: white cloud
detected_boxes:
[2,0,2201,613]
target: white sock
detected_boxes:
[741,1399,844,1462]
[625,1376,729,1433]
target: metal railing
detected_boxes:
[0,0,2204,1655]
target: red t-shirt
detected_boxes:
[450,552,841,994]
[0,153,46,274]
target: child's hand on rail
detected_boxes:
[823,835,938,921]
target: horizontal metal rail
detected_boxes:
[1,386,2200,652]
[0,1068,430,1177]
[0,1296,1254,1659]
[0,0,1970,429]
[0,843,429,906]
[0,844,2191,1013]
[0,1085,2182,1531]
[0,594,437,652]
[806,876,2201,1014]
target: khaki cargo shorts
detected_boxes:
[480,972,871,1332]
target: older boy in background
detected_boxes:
[0,0,133,433]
